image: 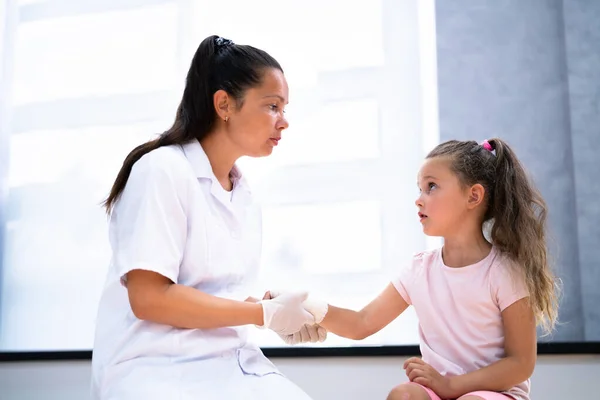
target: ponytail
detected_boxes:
[486,138,559,333]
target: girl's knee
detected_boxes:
[386,385,410,400]
[387,383,430,400]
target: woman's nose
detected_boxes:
[277,115,289,130]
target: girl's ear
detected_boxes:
[467,183,486,209]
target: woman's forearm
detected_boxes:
[130,283,264,329]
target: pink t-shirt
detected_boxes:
[392,247,530,400]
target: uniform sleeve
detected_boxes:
[111,152,188,286]
[492,259,530,311]
[391,252,424,305]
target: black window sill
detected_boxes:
[1,342,598,362]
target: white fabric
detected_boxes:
[100,349,312,400]
[91,140,311,400]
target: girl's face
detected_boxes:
[415,157,472,237]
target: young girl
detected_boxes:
[300,138,559,400]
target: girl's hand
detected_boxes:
[404,357,457,399]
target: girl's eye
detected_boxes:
[425,182,438,193]
[417,182,438,194]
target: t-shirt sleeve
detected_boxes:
[391,252,424,305]
[492,258,530,311]
[111,152,188,286]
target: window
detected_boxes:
[0,0,440,351]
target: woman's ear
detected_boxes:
[213,89,231,121]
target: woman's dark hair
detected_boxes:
[427,138,559,333]
[102,35,282,212]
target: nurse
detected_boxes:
[91,35,320,400]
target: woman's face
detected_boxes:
[225,68,289,158]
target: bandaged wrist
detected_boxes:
[302,297,328,324]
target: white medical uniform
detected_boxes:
[91,140,312,400]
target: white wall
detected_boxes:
[0,355,598,399]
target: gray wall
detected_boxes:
[435,0,599,341]
[563,0,600,341]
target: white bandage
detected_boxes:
[302,297,329,324]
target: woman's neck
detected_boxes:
[199,134,240,191]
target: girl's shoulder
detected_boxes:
[412,247,441,264]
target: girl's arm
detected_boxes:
[319,283,410,340]
[449,297,537,395]
[406,297,537,399]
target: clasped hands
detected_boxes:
[258,290,328,345]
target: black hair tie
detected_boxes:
[214,36,234,53]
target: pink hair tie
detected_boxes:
[481,140,493,152]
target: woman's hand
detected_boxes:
[263,291,327,344]
[258,291,315,335]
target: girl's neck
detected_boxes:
[441,232,492,268]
